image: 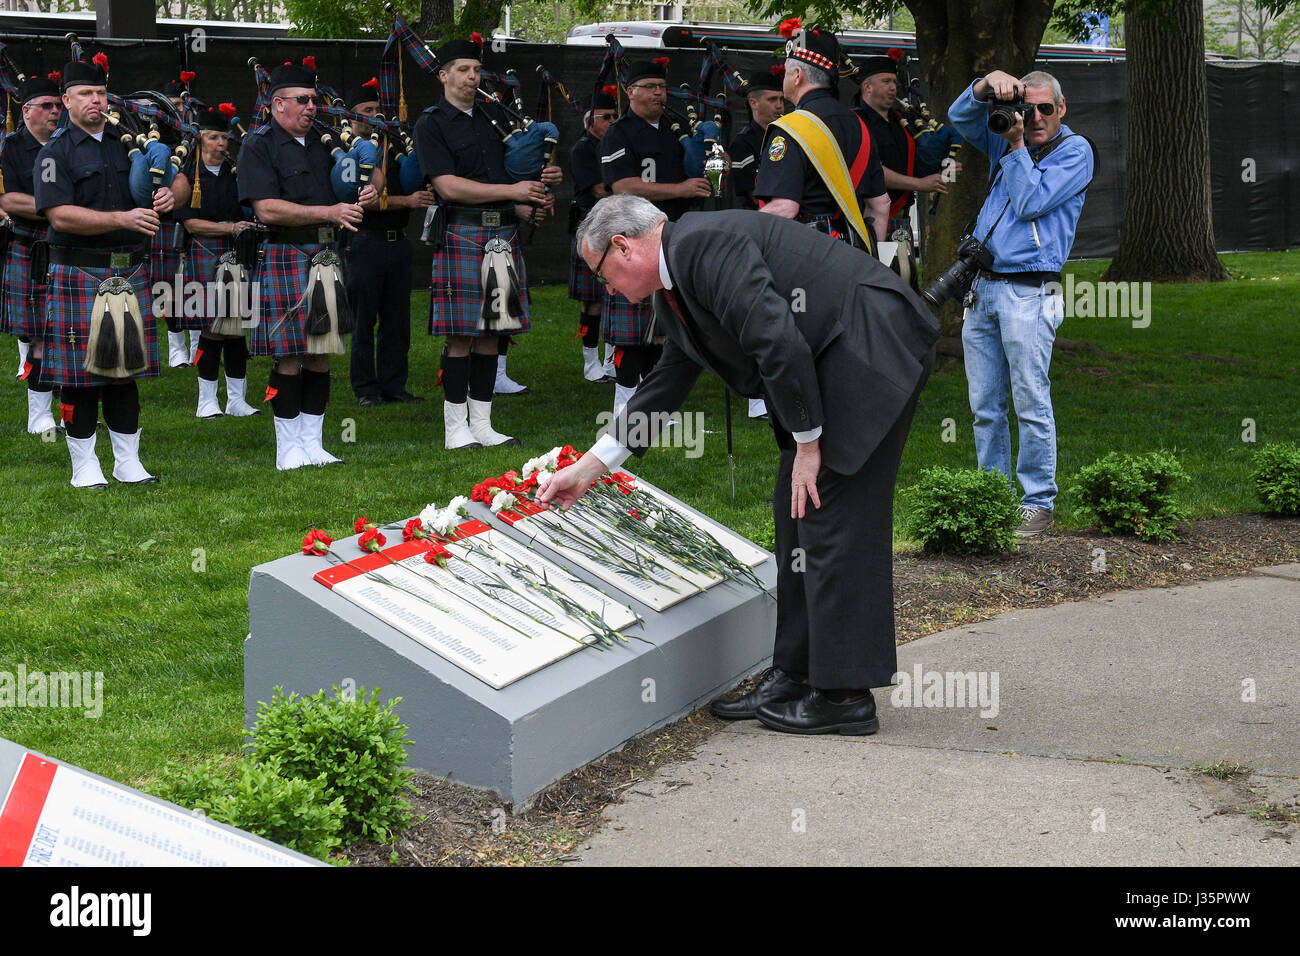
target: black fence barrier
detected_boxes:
[2,32,1296,287]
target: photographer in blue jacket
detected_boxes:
[946,70,1094,537]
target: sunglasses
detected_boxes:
[279,94,323,107]
[1026,102,1056,116]
[27,101,60,111]
[592,241,614,285]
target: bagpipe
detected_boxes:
[1,42,28,136]
[843,48,963,215]
[598,35,728,192]
[382,5,558,187]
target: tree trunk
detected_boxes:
[908,0,1056,348]
[1103,0,1229,282]
[416,0,456,36]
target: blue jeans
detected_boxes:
[961,276,1065,511]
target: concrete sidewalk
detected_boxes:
[575,566,1300,866]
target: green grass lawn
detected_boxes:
[1,250,1297,787]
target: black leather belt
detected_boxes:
[49,245,148,271]
[356,227,408,242]
[446,206,516,227]
[9,229,42,246]
[979,269,1062,286]
[265,226,337,245]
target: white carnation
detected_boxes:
[418,503,442,530]
[446,495,470,517]
[490,490,518,514]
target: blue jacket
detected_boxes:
[948,81,1093,273]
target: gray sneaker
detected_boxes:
[1016,506,1054,536]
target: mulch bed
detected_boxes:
[344,514,1300,867]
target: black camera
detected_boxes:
[987,92,1032,135]
[921,234,994,308]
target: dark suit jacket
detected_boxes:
[616,211,939,475]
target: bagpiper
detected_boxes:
[1,71,61,435]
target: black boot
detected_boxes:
[710,667,808,720]
[755,688,879,736]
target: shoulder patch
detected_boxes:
[767,135,787,163]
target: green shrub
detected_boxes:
[152,758,345,862]
[1069,451,1189,541]
[902,466,1021,555]
[248,685,416,843]
[1251,442,1300,515]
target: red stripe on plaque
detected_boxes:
[448,519,491,538]
[0,754,59,867]
[313,539,435,589]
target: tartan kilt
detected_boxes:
[41,259,158,388]
[427,222,531,338]
[601,288,652,346]
[1,224,46,340]
[180,234,239,333]
[567,237,602,303]
[150,227,183,325]
[249,241,335,357]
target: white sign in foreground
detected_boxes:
[0,752,319,867]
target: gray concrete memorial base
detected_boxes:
[245,495,777,806]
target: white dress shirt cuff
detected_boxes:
[590,433,632,471]
[792,426,822,444]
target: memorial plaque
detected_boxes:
[0,746,321,867]
[312,530,639,690]
[246,471,779,804]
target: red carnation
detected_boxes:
[403,518,428,542]
[653,56,670,67]
[284,61,293,66]
[779,17,802,39]
[302,55,316,72]
[888,47,904,62]
[423,544,450,567]
[92,52,109,72]
[354,515,377,533]
[180,70,196,83]
[358,527,387,553]
[362,76,378,89]
[218,102,237,118]
[302,529,333,556]
[47,70,61,84]
[602,84,617,97]
[470,31,484,46]
[771,64,785,77]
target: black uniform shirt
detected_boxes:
[237,120,337,207]
[1,125,45,202]
[34,124,140,249]
[598,110,690,221]
[569,131,603,217]
[359,141,412,231]
[858,104,913,207]
[414,97,511,188]
[174,158,242,223]
[727,121,765,209]
[754,88,885,217]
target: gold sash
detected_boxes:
[769,111,875,252]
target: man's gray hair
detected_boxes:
[1020,70,1063,105]
[785,57,832,90]
[575,194,667,256]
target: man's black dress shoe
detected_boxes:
[710,667,808,720]
[357,395,383,407]
[755,688,879,736]
[383,391,425,404]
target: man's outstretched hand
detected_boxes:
[536,450,609,510]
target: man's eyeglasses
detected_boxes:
[592,241,614,285]
[279,94,323,107]
[630,83,666,93]
[26,101,60,111]
[1027,101,1056,116]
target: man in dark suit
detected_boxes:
[539,194,938,735]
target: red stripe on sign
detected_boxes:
[312,538,436,589]
[450,520,491,538]
[0,754,59,867]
